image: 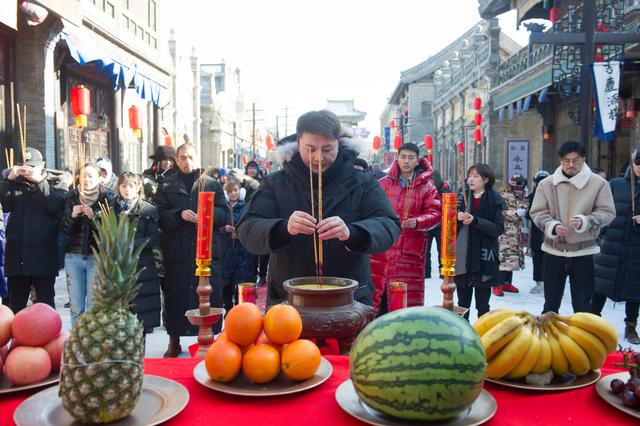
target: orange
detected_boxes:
[242,343,280,384]
[205,340,242,382]
[241,343,255,354]
[281,339,321,381]
[263,304,303,345]
[216,331,228,342]
[256,332,283,354]
[224,303,263,347]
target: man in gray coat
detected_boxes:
[530,141,615,314]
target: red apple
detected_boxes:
[0,304,14,347]
[43,332,69,371]
[4,346,52,385]
[11,303,61,347]
[0,343,8,361]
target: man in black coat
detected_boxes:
[0,147,65,312]
[236,110,401,306]
[155,143,227,357]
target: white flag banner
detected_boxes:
[593,61,620,140]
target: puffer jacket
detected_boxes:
[370,158,441,310]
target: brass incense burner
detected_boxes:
[283,276,375,354]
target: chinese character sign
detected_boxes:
[593,61,620,141]
[506,140,529,184]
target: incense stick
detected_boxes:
[77,141,85,198]
[402,172,415,221]
[456,156,468,208]
[16,104,25,163]
[317,147,323,277]
[22,105,27,161]
[308,147,319,277]
[5,148,10,169]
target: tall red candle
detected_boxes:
[440,193,457,277]
[196,192,215,260]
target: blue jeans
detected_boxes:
[65,253,97,326]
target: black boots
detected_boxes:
[163,335,182,358]
[625,322,640,345]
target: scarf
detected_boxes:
[115,195,139,215]
[79,185,100,206]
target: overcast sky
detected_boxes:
[162,0,530,140]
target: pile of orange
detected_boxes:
[204,303,322,384]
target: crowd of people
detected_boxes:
[0,109,639,358]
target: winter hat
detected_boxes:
[245,160,259,169]
[149,145,176,161]
[533,170,550,185]
[96,157,113,177]
[23,147,44,166]
[219,168,230,177]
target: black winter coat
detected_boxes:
[61,187,114,256]
[113,199,161,329]
[155,171,227,336]
[594,175,640,302]
[0,174,65,277]
[236,149,401,305]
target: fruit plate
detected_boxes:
[193,356,332,396]
[0,371,59,394]
[595,372,640,420]
[485,369,601,391]
[335,380,497,426]
[13,375,189,426]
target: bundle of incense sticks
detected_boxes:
[456,155,468,208]
[308,147,324,278]
[77,141,85,198]
[309,148,319,277]
[16,104,27,163]
[5,148,13,169]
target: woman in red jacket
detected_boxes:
[371,143,441,315]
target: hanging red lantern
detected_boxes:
[70,85,90,128]
[372,135,381,151]
[265,161,271,170]
[456,141,464,154]
[390,119,395,129]
[549,7,560,23]
[427,153,433,163]
[473,97,482,111]
[128,105,142,138]
[393,134,402,150]
[265,134,274,151]
[241,155,248,165]
[474,129,482,144]
[474,113,483,126]
[424,135,433,150]
[626,99,637,119]
[164,135,173,146]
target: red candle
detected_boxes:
[440,193,457,276]
[389,282,407,311]
[237,283,256,304]
[196,192,215,260]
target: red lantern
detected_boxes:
[164,135,173,146]
[474,113,482,126]
[265,161,271,170]
[241,155,248,165]
[372,135,381,151]
[626,99,637,119]
[265,134,274,151]
[473,97,482,111]
[456,141,464,154]
[424,135,433,150]
[71,85,90,128]
[474,129,482,144]
[549,7,560,23]
[427,153,433,163]
[128,105,142,138]
[393,134,402,150]
[390,119,395,129]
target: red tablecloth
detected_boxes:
[1,353,637,425]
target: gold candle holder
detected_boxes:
[439,193,467,316]
[185,258,224,357]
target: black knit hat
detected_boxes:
[149,145,176,161]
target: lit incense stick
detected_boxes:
[308,147,318,277]
[317,147,323,277]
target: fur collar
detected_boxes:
[552,163,592,189]
[272,127,367,165]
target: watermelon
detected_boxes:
[349,307,486,421]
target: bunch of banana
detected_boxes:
[473,309,618,380]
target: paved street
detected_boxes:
[43,245,639,359]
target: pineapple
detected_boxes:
[60,209,147,423]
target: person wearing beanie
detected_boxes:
[371,143,441,315]
[236,110,400,316]
[143,145,176,201]
[96,157,118,192]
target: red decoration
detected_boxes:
[70,85,90,128]
[424,135,433,150]
[626,99,637,119]
[390,119,395,129]
[164,135,173,146]
[241,154,248,165]
[549,7,560,23]
[128,105,142,138]
[456,141,464,154]
[372,135,381,151]
[474,129,482,144]
[473,97,482,111]
[265,161,271,170]
[474,113,483,126]
[196,192,215,260]
[427,153,433,163]
[393,134,402,150]
[265,134,274,151]
[388,282,407,312]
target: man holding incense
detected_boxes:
[237,110,401,307]
[370,143,441,315]
[0,147,65,312]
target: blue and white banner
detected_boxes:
[593,61,621,142]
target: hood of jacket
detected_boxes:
[552,163,593,189]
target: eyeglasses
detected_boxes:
[561,157,584,166]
